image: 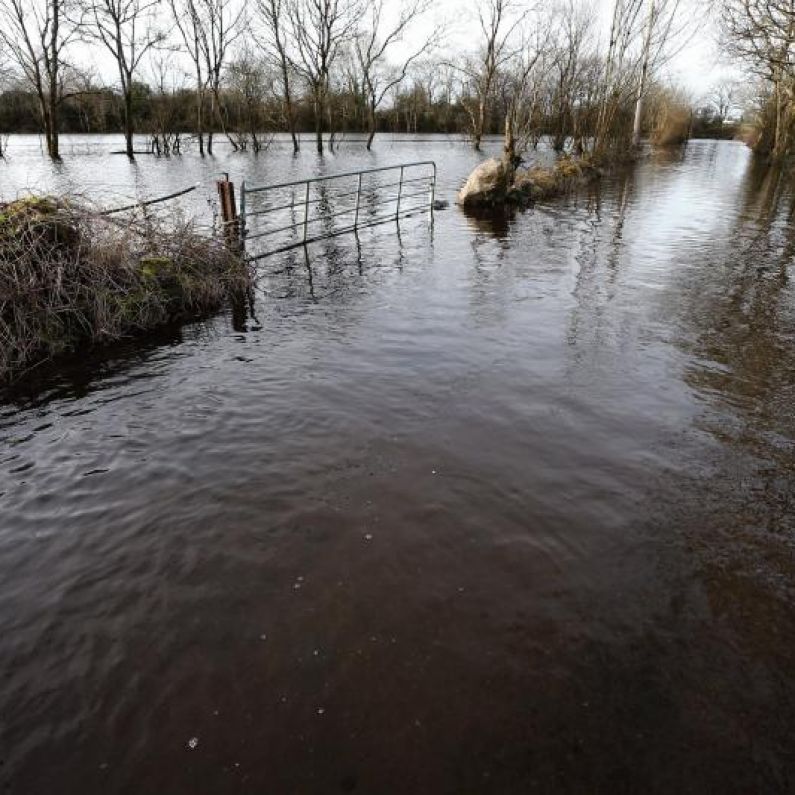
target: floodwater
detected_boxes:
[1,135,794,793]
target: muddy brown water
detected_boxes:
[1,136,794,793]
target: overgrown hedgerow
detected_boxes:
[0,196,252,383]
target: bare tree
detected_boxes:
[548,0,593,152]
[146,52,185,155]
[168,0,208,154]
[593,0,644,155]
[166,0,245,154]
[455,0,526,151]
[253,0,301,153]
[354,0,439,150]
[225,46,276,152]
[200,0,245,153]
[289,0,363,154]
[631,0,656,145]
[85,0,165,158]
[0,0,79,159]
[708,78,737,121]
[631,0,692,146]
[501,24,546,169]
[722,0,795,157]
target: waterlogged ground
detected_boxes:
[1,136,794,793]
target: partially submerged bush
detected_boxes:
[458,154,601,209]
[509,156,599,203]
[0,196,251,382]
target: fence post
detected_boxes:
[354,173,362,228]
[217,177,240,250]
[395,166,405,221]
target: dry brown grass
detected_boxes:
[648,87,693,146]
[0,196,251,383]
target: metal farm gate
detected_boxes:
[238,161,437,260]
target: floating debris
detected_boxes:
[187,737,199,750]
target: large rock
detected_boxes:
[456,158,510,208]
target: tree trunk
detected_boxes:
[773,78,784,158]
[289,127,300,153]
[39,96,53,159]
[124,90,134,158]
[279,61,300,154]
[631,92,644,147]
[366,104,376,150]
[633,0,655,148]
[502,111,516,179]
[211,84,238,152]
[474,98,485,151]
[48,0,61,160]
[48,97,60,160]
[196,75,205,156]
[314,90,324,154]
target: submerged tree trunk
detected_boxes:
[124,89,135,158]
[502,113,516,179]
[48,98,60,160]
[473,98,486,151]
[770,76,792,160]
[39,96,53,158]
[280,64,300,154]
[196,73,205,156]
[211,84,238,152]
[366,103,376,150]
[314,89,324,154]
[38,91,59,161]
[47,0,61,161]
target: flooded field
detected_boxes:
[1,136,794,793]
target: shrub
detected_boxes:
[0,196,251,382]
[648,86,693,146]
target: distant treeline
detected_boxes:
[0,81,739,143]
[0,0,754,163]
[0,81,476,139]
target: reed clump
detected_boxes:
[0,196,251,382]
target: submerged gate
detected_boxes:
[238,161,437,260]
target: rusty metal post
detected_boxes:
[217,177,240,250]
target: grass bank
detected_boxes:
[0,196,251,383]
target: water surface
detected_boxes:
[1,137,794,793]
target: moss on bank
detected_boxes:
[0,196,251,383]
